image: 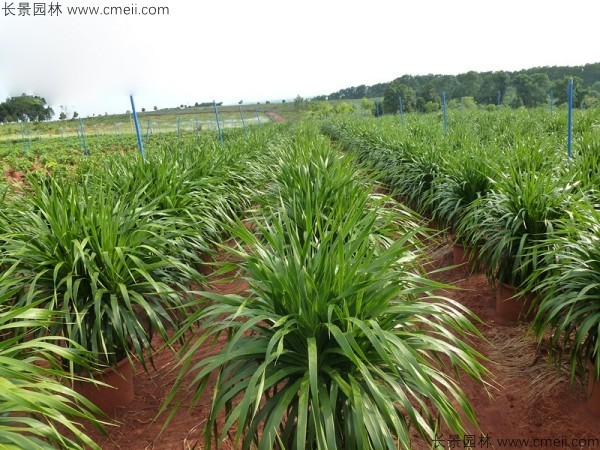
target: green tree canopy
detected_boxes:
[383,80,417,114]
[0,94,54,122]
[477,71,511,105]
[417,82,441,111]
[512,74,549,107]
[552,76,587,106]
[455,71,482,98]
[321,62,600,110]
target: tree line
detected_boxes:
[314,62,600,114]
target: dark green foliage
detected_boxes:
[0,94,54,122]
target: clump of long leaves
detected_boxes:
[570,131,600,204]
[458,159,577,288]
[262,129,411,249]
[93,141,253,256]
[163,129,488,450]
[428,148,494,234]
[528,202,600,382]
[2,177,199,369]
[0,263,104,449]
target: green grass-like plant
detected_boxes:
[458,160,576,288]
[3,177,199,370]
[0,263,104,449]
[528,202,600,382]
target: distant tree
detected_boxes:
[282,100,286,104]
[59,112,67,120]
[552,76,587,106]
[141,108,146,112]
[455,71,481,98]
[72,111,79,119]
[477,71,510,105]
[433,75,460,99]
[512,74,549,107]
[583,90,599,108]
[154,106,157,111]
[417,82,441,112]
[383,80,417,114]
[0,94,54,122]
[238,100,243,105]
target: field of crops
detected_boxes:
[1,107,600,449]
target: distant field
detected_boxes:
[0,99,370,142]
[0,106,272,142]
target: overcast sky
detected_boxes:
[1,0,598,117]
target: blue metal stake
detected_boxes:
[213,100,224,145]
[398,96,404,125]
[567,79,573,160]
[177,115,181,137]
[27,131,32,151]
[375,102,380,117]
[76,127,82,151]
[442,92,448,134]
[129,95,146,162]
[145,119,151,144]
[78,118,89,156]
[239,105,248,138]
[19,123,27,154]
[255,109,261,125]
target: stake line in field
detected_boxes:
[213,100,224,145]
[239,105,248,138]
[442,91,448,135]
[78,118,89,156]
[567,79,573,160]
[19,122,27,155]
[398,96,404,125]
[129,95,146,162]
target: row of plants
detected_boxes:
[0,125,279,447]
[0,127,252,179]
[323,107,600,410]
[161,124,489,449]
